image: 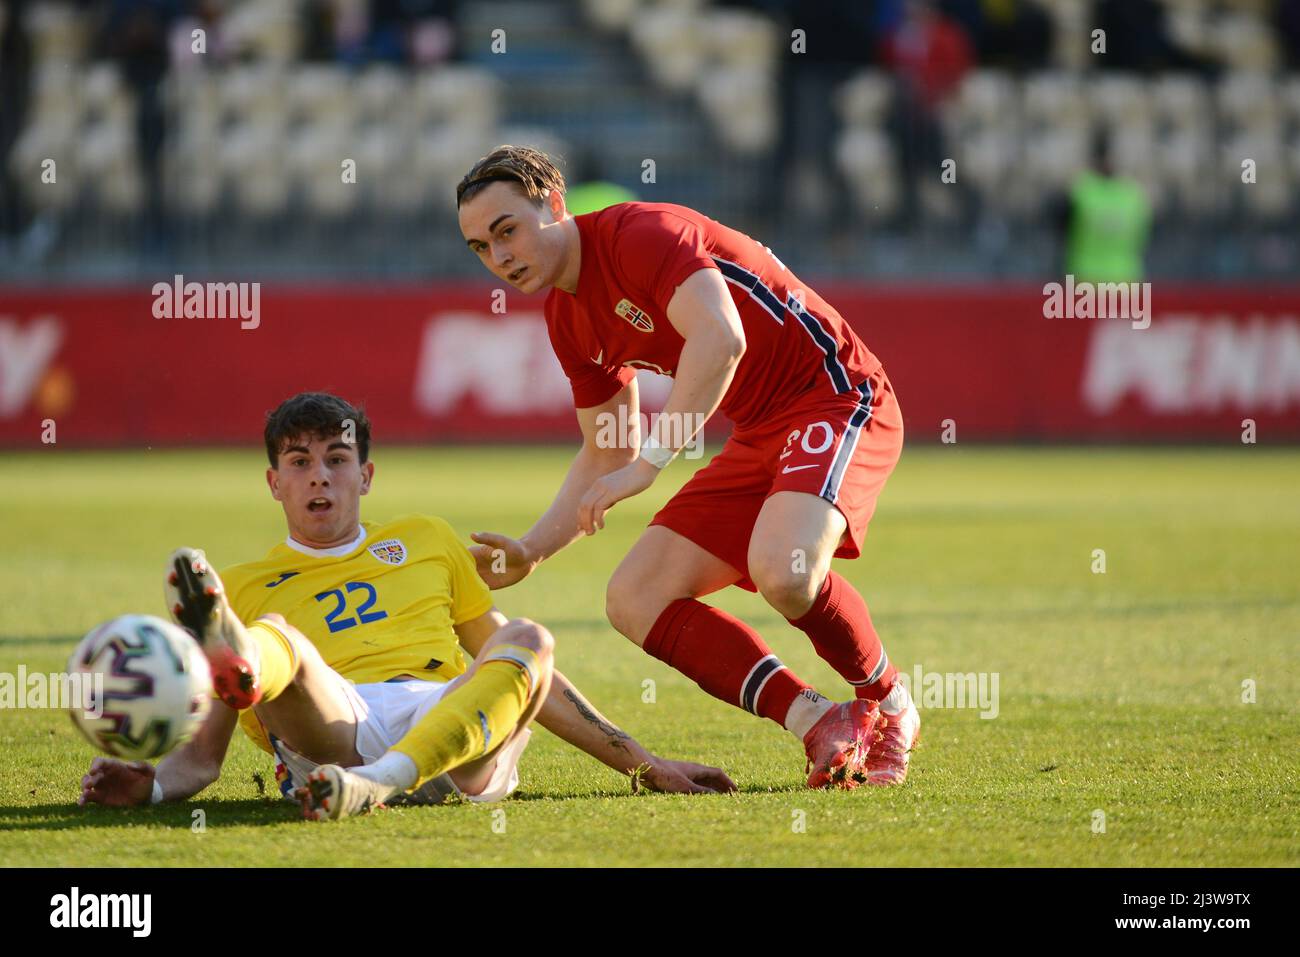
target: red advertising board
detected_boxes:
[1,283,1297,446]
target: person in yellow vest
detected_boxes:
[564,179,639,216]
[561,149,638,215]
[78,392,734,819]
[1057,131,1152,282]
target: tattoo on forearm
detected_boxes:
[564,689,632,752]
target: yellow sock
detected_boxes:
[390,645,540,787]
[231,620,302,754]
[244,619,299,702]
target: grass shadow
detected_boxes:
[0,798,296,831]
[506,781,803,802]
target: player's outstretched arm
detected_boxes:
[456,608,735,794]
[469,380,640,589]
[576,268,745,535]
[539,669,736,795]
[79,699,239,807]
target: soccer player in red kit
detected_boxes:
[456,146,919,788]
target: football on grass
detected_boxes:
[68,614,212,760]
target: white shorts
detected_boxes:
[274,673,530,805]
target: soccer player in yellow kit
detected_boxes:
[78,392,733,819]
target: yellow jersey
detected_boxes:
[221,514,493,689]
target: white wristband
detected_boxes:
[639,435,677,470]
[150,778,164,805]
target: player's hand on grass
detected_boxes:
[637,758,738,795]
[79,757,155,807]
[469,531,538,589]
[578,458,659,535]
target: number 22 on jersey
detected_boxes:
[314,582,388,634]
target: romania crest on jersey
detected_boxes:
[367,539,407,565]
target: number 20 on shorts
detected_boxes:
[780,421,835,460]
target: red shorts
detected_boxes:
[649,365,904,591]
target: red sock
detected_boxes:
[642,598,807,726]
[788,571,897,700]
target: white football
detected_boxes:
[68,614,213,761]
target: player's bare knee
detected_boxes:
[506,618,554,662]
[604,573,640,639]
[749,559,820,618]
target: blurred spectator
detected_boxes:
[372,0,458,66]
[1054,132,1151,282]
[97,0,182,244]
[878,0,973,221]
[1278,0,1300,69]
[563,150,638,215]
[877,0,973,109]
[304,0,459,65]
[1,0,33,243]
[300,0,338,60]
[946,0,1052,71]
[1095,0,1209,74]
[169,0,230,71]
[732,0,878,228]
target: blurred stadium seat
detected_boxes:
[0,0,1296,280]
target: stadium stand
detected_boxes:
[1,0,1297,280]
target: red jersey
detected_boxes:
[544,202,881,430]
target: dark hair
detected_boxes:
[456,144,567,208]
[264,392,371,467]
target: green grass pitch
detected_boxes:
[1,444,1296,867]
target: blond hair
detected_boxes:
[456,145,567,207]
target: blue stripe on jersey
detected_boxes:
[711,256,854,393]
[787,295,853,393]
[713,256,785,325]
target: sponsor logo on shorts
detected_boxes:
[615,298,654,332]
[367,539,407,565]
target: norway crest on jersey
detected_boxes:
[615,298,654,332]
[368,539,407,566]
